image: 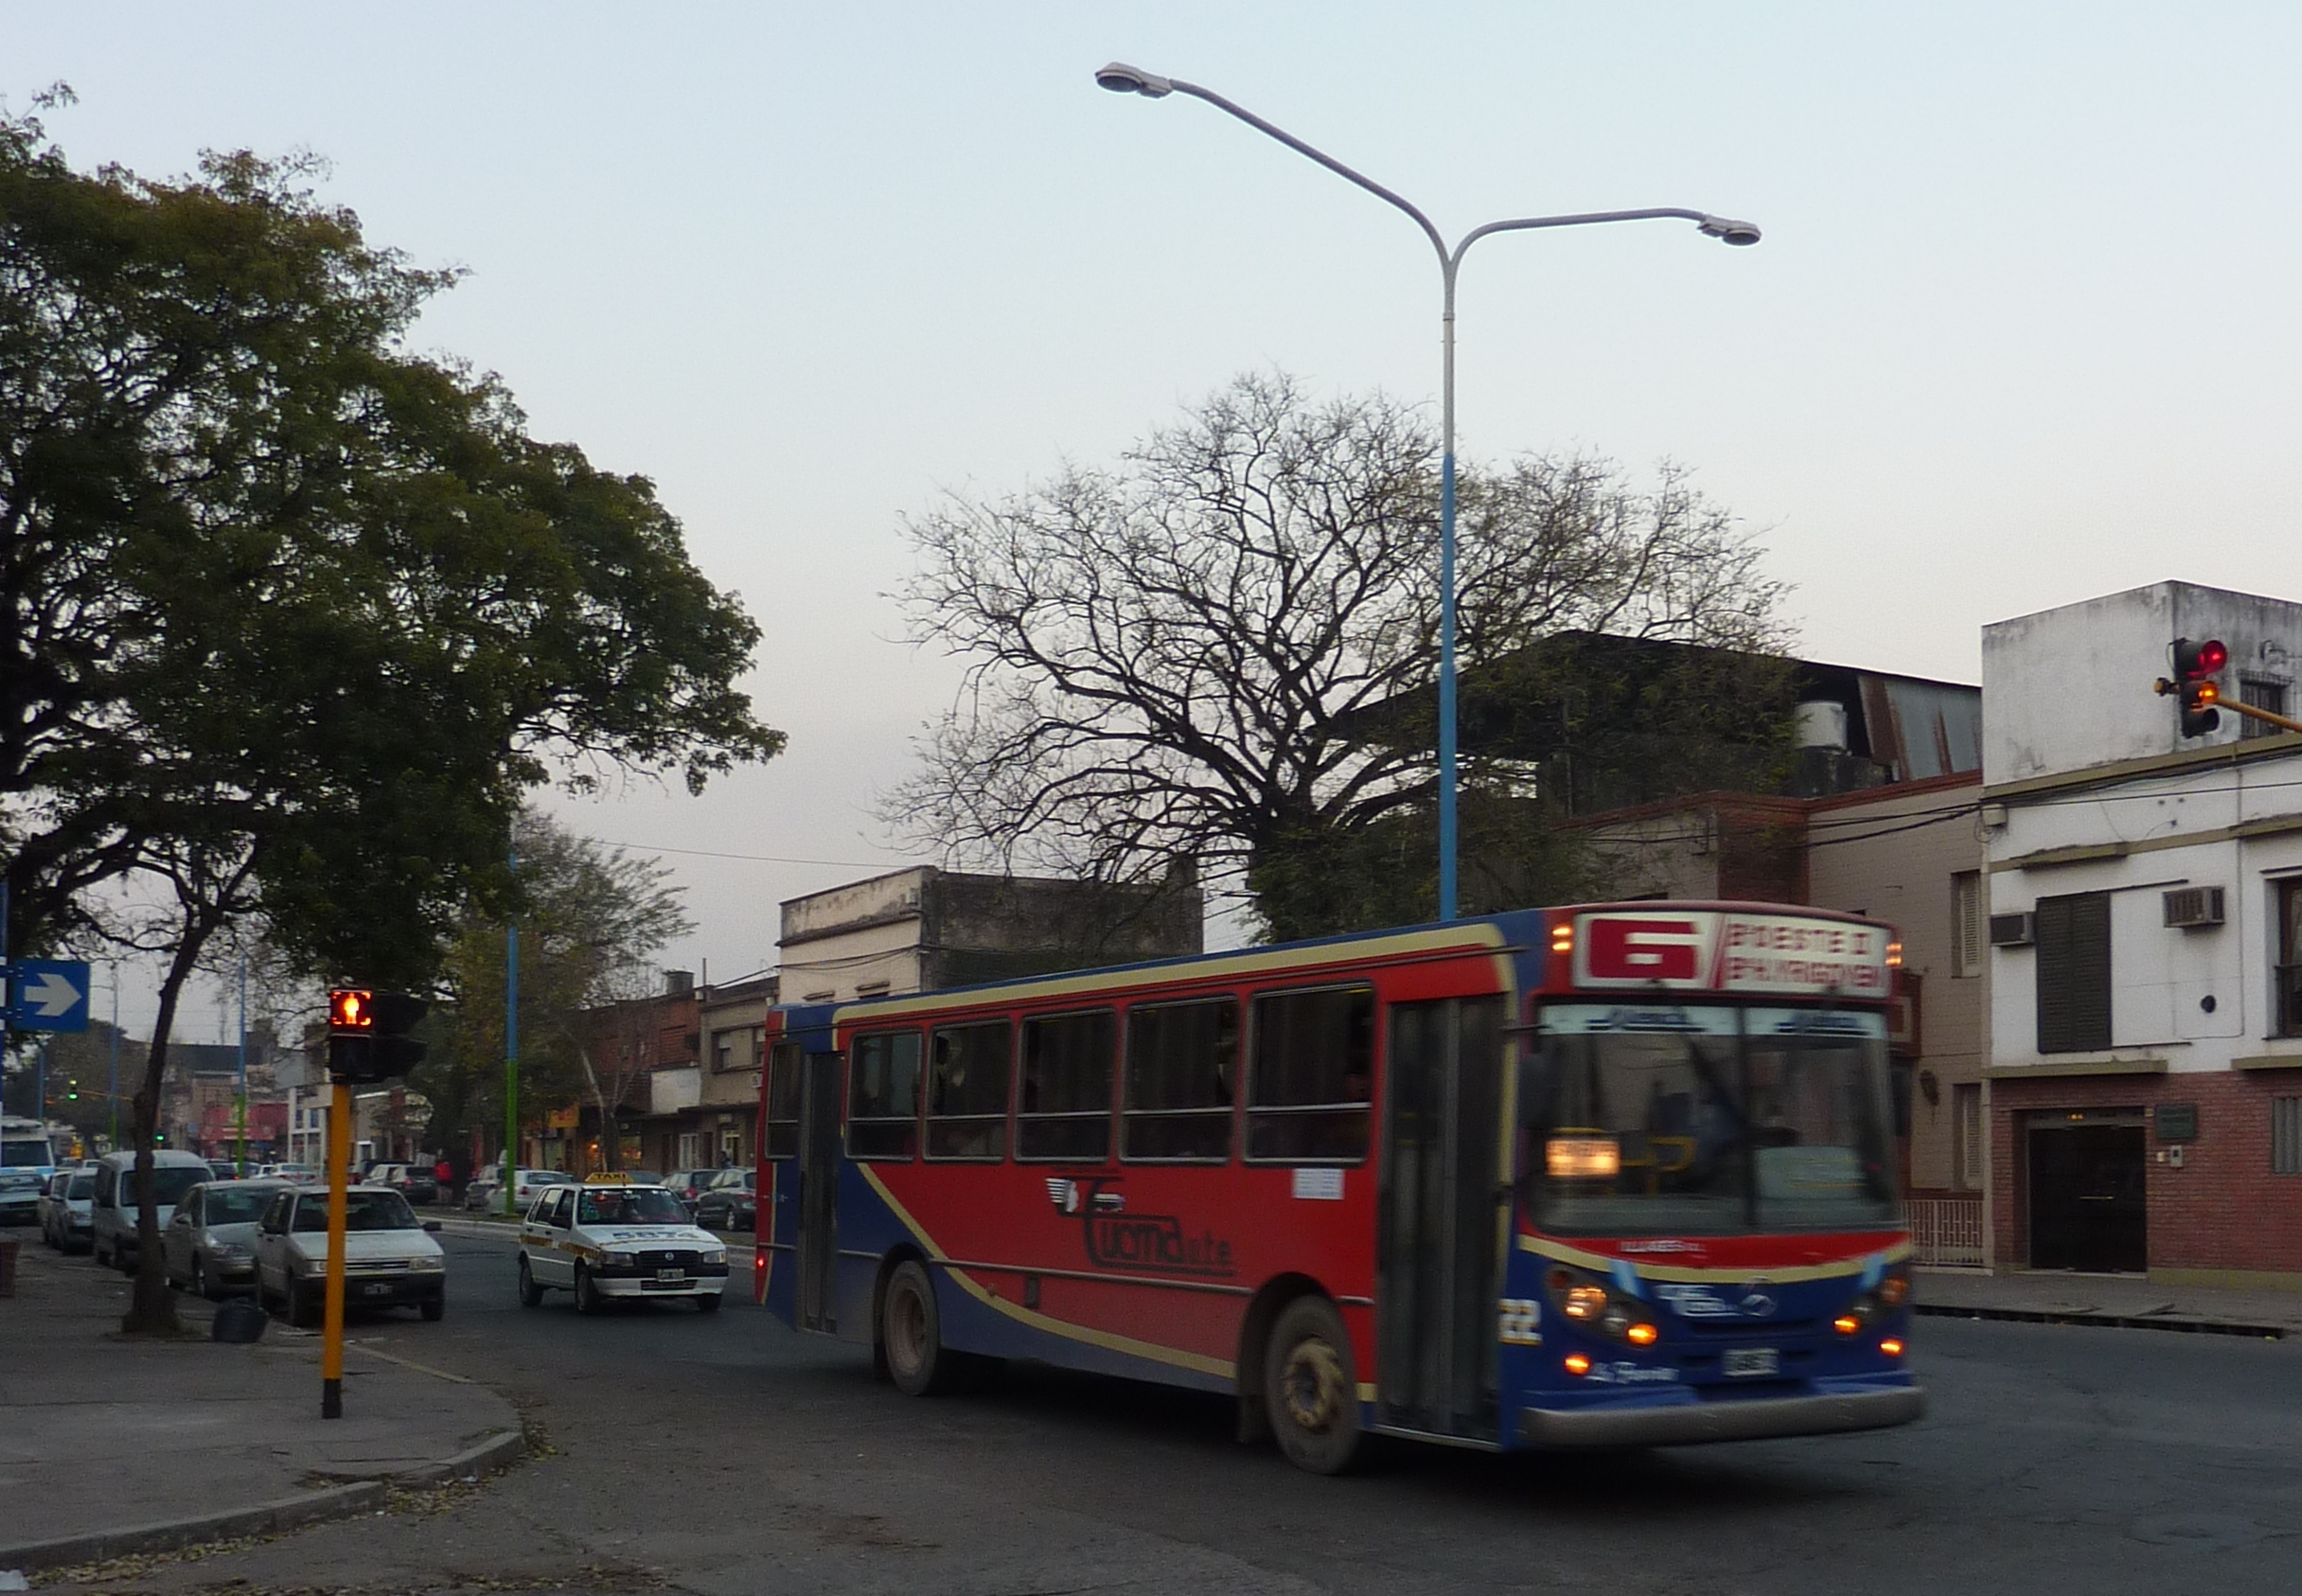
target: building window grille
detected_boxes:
[2034,892,2112,1054]
[2275,1097,2302,1177]
[1951,872,1984,979]
[2239,677,2291,741]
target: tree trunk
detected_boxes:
[121,934,204,1336]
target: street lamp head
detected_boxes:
[1094,61,1174,98]
[1697,215,1762,246]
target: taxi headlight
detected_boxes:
[604,1250,637,1268]
[409,1254,445,1272]
[702,1248,727,1266]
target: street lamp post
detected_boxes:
[1095,63,1760,919]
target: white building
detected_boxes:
[1980,580,2302,1286]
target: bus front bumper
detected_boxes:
[1518,1384,1924,1449]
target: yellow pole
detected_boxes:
[323,1078,351,1419]
[2221,699,2302,736]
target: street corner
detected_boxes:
[0,1243,527,1575]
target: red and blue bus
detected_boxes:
[754,901,1921,1473]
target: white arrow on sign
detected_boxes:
[27,970,81,1018]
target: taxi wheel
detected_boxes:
[695,1291,722,1314]
[881,1260,960,1397]
[574,1263,604,1316]
[420,1296,444,1322]
[1263,1295,1365,1476]
[517,1255,545,1307]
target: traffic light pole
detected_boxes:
[2222,699,2302,736]
[322,1075,350,1419]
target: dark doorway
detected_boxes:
[1376,995,1505,1440]
[2028,1121,2146,1272]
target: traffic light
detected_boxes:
[2155,636,2226,738]
[326,987,429,1085]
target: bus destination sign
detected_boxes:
[1574,912,1890,997]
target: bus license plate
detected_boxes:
[1724,1347,1779,1378]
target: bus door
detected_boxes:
[1377,995,1506,1440]
[797,1048,842,1334]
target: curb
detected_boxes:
[0,1428,527,1575]
[1912,1302,2288,1339]
[0,1481,385,1575]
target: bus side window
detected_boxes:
[1018,1010,1115,1162]
[764,1040,804,1160]
[1123,998,1237,1162]
[926,1020,1012,1161]
[848,1031,922,1160]
[1247,986,1373,1163]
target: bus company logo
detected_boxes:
[1581,916,1709,983]
[1617,1239,1707,1257]
[1047,1177,1236,1279]
[1654,1281,1778,1321]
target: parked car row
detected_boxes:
[30,1147,449,1325]
[463,1167,575,1213]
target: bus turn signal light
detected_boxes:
[1880,1338,1904,1357]
[1549,922,1574,957]
[1833,1315,1863,1336]
[1564,1353,1592,1377]
[1625,1322,1659,1347]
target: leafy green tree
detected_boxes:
[889,371,1788,942]
[0,102,781,1330]
[420,807,691,1186]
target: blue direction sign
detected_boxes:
[7,958,92,1032]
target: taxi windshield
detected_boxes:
[576,1186,687,1227]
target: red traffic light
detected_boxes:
[328,988,374,1031]
[2174,637,2227,678]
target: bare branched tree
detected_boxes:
[889,372,1791,942]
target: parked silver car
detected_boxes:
[162,1179,292,1299]
[253,1185,447,1326]
[42,1169,95,1252]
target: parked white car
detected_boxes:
[252,1184,447,1326]
[162,1179,291,1298]
[90,1148,213,1271]
[516,1177,728,1314]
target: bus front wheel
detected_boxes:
[1264,1296,1363,1475]
[882,1260,959,1396]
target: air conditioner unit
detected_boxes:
[2163,886,2226,930]
[1988,912,2035,948]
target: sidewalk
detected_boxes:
[0,1240,524,1575]
[1916,1267,2302,1338]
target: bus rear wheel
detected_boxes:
[1264,1296,1364,1475]
[882,1260,960,1396]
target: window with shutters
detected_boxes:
[2034,892,2112,1054]
[2276,879,2302,1039]
[1951,872,1984,978]
[1953,1082,1984,1190]
[2274,1097,2302,1177]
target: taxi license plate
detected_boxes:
[655,1268,685,1283]
[1723,1347,1780,1378]
[361,1282,395,1298]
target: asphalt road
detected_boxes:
[62,1226,2302,1595]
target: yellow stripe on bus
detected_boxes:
[1515,1232,1910,1284]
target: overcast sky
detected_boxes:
[12,3,2301,1044]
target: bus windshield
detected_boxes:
[1523,1002,1898,1237]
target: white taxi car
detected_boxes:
[516,1176,729,1314]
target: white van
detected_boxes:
[91,1148,214,1272]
